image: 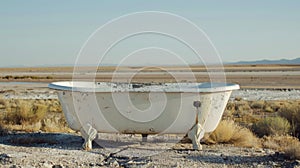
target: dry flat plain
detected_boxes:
[0,64,300,88]
[0,65,300,167]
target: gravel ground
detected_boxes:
[0,132,299,168]
[1,85,300,167]
[231,89,300,101]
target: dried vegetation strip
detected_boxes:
[0,99,70,132]
[0,98,300,159]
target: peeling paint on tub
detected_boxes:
[49,81,239,150]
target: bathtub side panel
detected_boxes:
[95,92,198,134]
[160,93,206,134]
[58,92,81,131]
[203,91,232,132]
[57,90,232,135]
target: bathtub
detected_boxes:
[49,81,239,150]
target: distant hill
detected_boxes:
[230,57,300,65]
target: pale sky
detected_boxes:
[0,1,299,67]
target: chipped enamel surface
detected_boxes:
[49,81,239,93]
[50,81,239,134]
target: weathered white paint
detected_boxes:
[49,81,239,150]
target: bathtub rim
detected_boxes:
[48,81,239,93]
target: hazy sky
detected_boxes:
[0,1,299,67]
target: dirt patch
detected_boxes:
[0,132,299,168]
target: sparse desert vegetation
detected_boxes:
[0,75,53,80]
[0,99,71,132]
[252,116,291,137]
[262,135,300,160]
[203,120,260,148]
[278,104,300,138]
[204,98,300,160]
[1,97,299,159]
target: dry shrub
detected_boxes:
[262,135,300,160]
[231,101,255,124]
[251,100,265,109]
[234,97,242,101]
[204,120,236,144]
[235,101,252,112]
[204,120,260,148]
[252,116,291,137]
[0,99,69,132]
[48,100,62,113]
[223,102,236,119]
[41,113,71,132]
[263,105,274,113]
[19,101,47,124]
[278,104,300,137]
[284,140,300,160]
[0,99,7,109]
[267,101,282,112]
[0,122,7,135]
[262,135,294,150]
[3,100,47,125]
[230,127,260,148]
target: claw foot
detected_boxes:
[188,123,205,150]
[80,123,97,151]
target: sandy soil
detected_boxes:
[0,132,299,168]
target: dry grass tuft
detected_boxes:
[235,101,252,112]
[41,113,71,132]
[204,120,236,144]
[278,104,300,138]
[251,100,265,109]
[262,135,300,160]
[283,141,300,160]
[204,120,260,148]
[252,116,291,137]
[263,105,274,113]
[0,122,7,135]
[0,99,7,109]
[230,127,261,148]
[9,100,47,125]
[0,99,69,132]
[234,97,242,101]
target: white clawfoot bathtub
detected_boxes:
[49,81,239,150]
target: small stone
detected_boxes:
[255,148,265,153]
[98,155,105,163]
[96,162,104,166]
[269,161,277,166]
[293,160,300,165]
[265,149,274,155]
[0,153,12,164]
[9,165,19,168]
[52,165,63,168]
[111,160,119,167]
[221,154,228,160]
[42,163,52,168]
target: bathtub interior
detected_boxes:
[49,81,239,93]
